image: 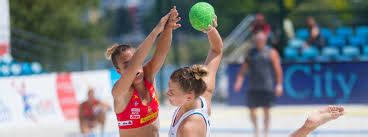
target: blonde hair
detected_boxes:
[105,44,119,60]
[105,44,132,69]
[170,64,209,97]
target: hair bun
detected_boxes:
[191,65,208,80]
[105,44,119,60]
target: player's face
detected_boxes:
[254,32,267,47]
[167,80,193,106]
[116,49,144,84]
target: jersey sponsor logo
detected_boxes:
[118,120,133,126]
[134,101,139,107]
[130,115,140,119]
[140,111,158,124]
[131,108,140,112]
[133,95,139,99]
[131,108,140,115]
[147,106,152,113]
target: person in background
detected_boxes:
[305,16,325,49]
[234,31,283,137]
[251,13,271,37]
[79,88,110,137]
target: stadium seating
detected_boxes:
[296,28,309,40]
[0,62,42,77]
[285,25,368,62]
[322,47,339,57]
[336,26,353,38]
[356,26,368,37]
[284,47,299,60]
[320,27,333,39]
[349,35,365,46]
[301,47,319,60]
[328,36,346,47]
[288,39,304,48]
[342,46,360,57]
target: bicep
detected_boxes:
[270,49,282,71]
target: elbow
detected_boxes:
[211,48,223,55]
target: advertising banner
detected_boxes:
[227,62,368,105]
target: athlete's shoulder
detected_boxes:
[178,114,206,136]
[111,85,133,101]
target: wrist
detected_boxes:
[206,27,216,34]
[151,29,161,36]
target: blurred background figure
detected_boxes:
[283,18,295,40]
[251,13,271,37]
[79,88,110,137]
[305,16,325,49]
[234,31,283,137]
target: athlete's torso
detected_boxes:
[115,79,159,136]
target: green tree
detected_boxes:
[10,0,108,71]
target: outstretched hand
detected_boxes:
[153,12,171,34]
[201,16,218,33]
[166,6,181,30]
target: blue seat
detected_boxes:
[320,28,333,39]
[328,36,346,47]
[31,62,43,74]
[0,64,11,76]
[288,39,304,48]
[342,46,360,57]
[21,63,32,75]
[349,35,364,46]
[360,45,368,61]
[336,27,353,38]
[322,47,339,57]
[301,47,319,59]
[296,28,309,40]
[363,45,368,56]
[284,47,299,60]
[356,26,368,37]
[10,63,22,76]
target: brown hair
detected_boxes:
[170,64,209,98]
[105,44,133,69]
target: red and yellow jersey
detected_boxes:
[116,79,159,129]
[80,100,100,120]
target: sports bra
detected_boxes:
[116,79,159,129]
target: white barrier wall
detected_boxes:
[0,0,10,58]
[0,70,114,128]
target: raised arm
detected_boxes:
[112,13,170,99]
[203,17,223,92]
[144,6,181,81]
[200,17,223,116]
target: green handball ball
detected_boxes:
[189,2,216,31]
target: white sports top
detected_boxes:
[168,96,210,137]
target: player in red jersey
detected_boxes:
[105,6,181,137]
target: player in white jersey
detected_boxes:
[166,17,222,137]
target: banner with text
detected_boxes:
[227,62,368,105]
